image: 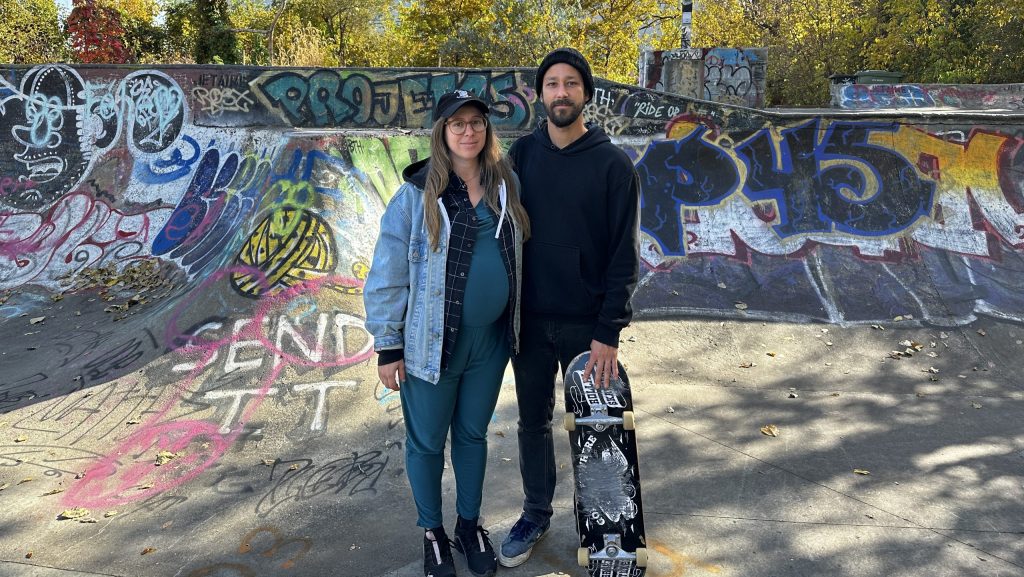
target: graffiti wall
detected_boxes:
[638,47,768,108]
[831,81,1024,110]
[3,63,1024,330]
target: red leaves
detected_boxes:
[66,0,131,64]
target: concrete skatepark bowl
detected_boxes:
[2,64,1023,577]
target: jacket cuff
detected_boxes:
[592,324,622,348]
[376,348,405,366]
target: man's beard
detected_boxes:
[546,98,584,127]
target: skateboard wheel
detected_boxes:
[577,547,590,567]
[635,548,648,567]
[622,411,635,430]
[563,413,576,432]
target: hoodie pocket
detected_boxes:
[524,241,597,315]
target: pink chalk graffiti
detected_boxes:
[62,271,371,508]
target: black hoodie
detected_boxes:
[509,122,640,346]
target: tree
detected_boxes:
[96,0,166,63]
[394,0,496,67]
[194,0,241,63]
[697,0,866,106]
[287,0,387,65]
[386,0,679,80]
[226,0,276,65]
[66,0,132,63]
[0,0,68,64]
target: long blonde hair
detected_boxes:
[423,116,531,250]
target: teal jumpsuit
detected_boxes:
[400,201,510,529]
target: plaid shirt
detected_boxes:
[440,173,518,370]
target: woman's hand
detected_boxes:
[379,359,407,391]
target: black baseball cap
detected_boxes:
[433,90,490,123]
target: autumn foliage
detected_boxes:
[66,0,131,64]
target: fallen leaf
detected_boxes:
[154,451,179,466]
[17,478,32,485]
[502,458,512,462]
[853,469,871,475]
[788,392,799,398]
[717,282,727,289]
[766,352,777,357]
[871,324,885,331]
[58,507,90,520]
[893,315,905,322]
[665,406,676,413]
[288,463,300,471]
[41,488,64,496]
[0,483,9,491]
[739,361,756,368]
[126,419,141,425]
[734,302,748,310]
[136,483,154,490]
[79,517,98,524]
[825,341,834,346]
[971,402,982,409]
[977,329,987,336]
[29,316,45,324]
[495,430,506,437]
[760,424,780,437]
[141,547,156,555]
[925,367,939,374]
[25,552,32,559]
[103,511,118,518]
[14,435,27,443]
[261,459,275,466]
[926,352,938,358]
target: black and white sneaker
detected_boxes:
[453,516,497,577]
[423,527,456,577]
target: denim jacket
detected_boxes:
[364,176,524,384]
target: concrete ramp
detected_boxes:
[2,65,1023,577]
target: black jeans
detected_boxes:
[510,316,595,525]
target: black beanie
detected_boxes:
[536,47,594,103]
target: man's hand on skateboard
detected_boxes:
[583,340,619,389]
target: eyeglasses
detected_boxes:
[446,118,488,135]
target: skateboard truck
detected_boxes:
[577,534,648,567]
[563,405,635,432]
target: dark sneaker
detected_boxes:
[496,516,549,568]
[453,516,497,577]
[423,527,456,577]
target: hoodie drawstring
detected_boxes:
[495,180,508,239]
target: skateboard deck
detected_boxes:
[563,351,646,577]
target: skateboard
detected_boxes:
[563,351,647,577]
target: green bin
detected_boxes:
[854,70,904,84]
